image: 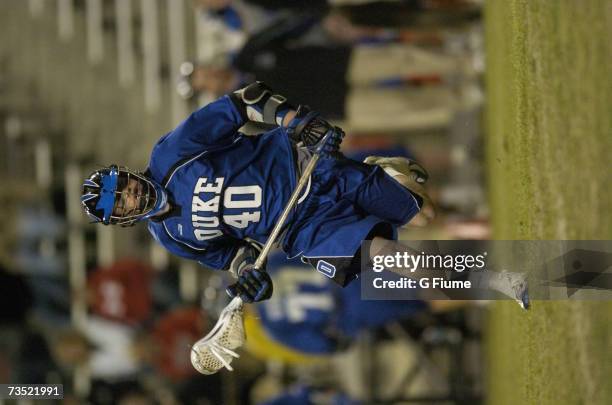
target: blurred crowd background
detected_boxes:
[0,0,488,404]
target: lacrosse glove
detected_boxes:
[287,106,344,157]
[363,156,435,227]
[226,265,273,303]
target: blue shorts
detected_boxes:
[282,155,421,286]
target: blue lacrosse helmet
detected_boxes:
[81,165,168,226]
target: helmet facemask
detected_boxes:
[111,170,159,226]
[82,165,168,227]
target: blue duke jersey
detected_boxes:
[146,95,297,270]
[145,92,422,281]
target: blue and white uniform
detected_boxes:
[254,254,427,355]
[146,95,421,284]
[147,95,297,269]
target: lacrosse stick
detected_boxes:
[190,129,339,375]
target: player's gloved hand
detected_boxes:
[317,126,345,156]
[226,265,273,303]
[364,156,429,185]
[287,106,344,157]
[364,156,436,227]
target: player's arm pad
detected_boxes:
[229,81,294,126]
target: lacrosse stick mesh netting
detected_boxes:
[191,297,245,374]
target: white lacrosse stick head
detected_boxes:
[191,297,245,374]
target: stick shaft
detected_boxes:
[254,153,320,269]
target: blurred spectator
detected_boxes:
[88,259,153,325]
[193,0,277,67]
[51,319,140,381]
[134,307,207,382]
[181,13,462,131]
[184,0,484,137]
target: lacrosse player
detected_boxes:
[81,82,527,309]
[245,253,428,360]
